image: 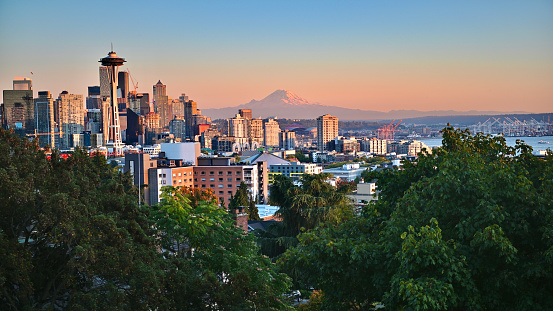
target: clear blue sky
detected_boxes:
[1,0,552,112]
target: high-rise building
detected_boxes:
[249,118,263,140]
[57,91,84,149]
[99,67,110,98]
[34,91,55,148]
[153,80,171,129]
[86,86,102,109]
[13,77,32,90]
[238,109,252,120]
[317,114,338,151]
[228,114,248,138]
[2,77,34,136]
[263,119,280,147]
[169,117,186,141]
[126,108,142,145]
[279,130,296,150]
[172,98,183,117]
[118,71,129,100]
[136,93,150,115]
[183,98,197,140]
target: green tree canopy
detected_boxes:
[280,127,553,310]
[0,128,166,310]
[228,181,260,220]
[256,173,354,260]
[149,186,291,310]
[0,129,292,310]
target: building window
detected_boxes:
[227,171,232,175]
[202,185,206,188]
[178,179,181,183]
[218,171,223,175]
[194,178,198,182]
[227,178,232,182]
[218,185,224,188]
[236,178,241,182]
[219,191,224,194]
[178,173,182,177]
[201,178,206,181]
[173,174,176,177]
[210,171,214,175]
[210,178,215,181]
[210,184,215,188]
[219,178,223,181]
[228,191,232,195]
[201,171,205,175]
[228,184,233,188]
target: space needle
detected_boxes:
[99,47,126,156]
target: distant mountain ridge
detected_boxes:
[201,89,528,121]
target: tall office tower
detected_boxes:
[117,71,129,111]
[86,86,102,109]
[169,117,186,141]
[249,117,264,138]
[239,109,252,120]
[136,93,150,115]
[144,112,160,130]
[183,99,198,139]
[99,66,110,97]
[34,91,55,148]
[279,130,296,150]
[200,126,220,149]
[126,108,142,144]
[228,114,248,138]
[263,118,280,147]
[172,98,183,117]
[13,77,32,90]
[118,71,129,100]
[2,77,34,136]
[153,80,171,129]
[99,49,126,154]
[57,91,84,149]
[317,114,338,151]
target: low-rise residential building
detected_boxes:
[269,161,323,182]
[193,157,268,206]
[347,182,377,207]
[322,163,367,181]
[148,165,194,205]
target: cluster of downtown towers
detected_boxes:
[1,76,339,153]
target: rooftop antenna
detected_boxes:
[111,42,113,52]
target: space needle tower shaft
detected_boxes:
[99,48,126,156]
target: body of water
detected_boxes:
[418,136,553,151]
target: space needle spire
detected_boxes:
[99,48,126,156]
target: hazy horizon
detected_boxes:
[1,1,552,113]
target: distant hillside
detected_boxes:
[201,89,528,121]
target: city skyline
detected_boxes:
[1,1,552,113]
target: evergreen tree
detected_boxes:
[281,127,553,310]
[248,196,261,220]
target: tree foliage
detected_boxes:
[149,186,291,310]
[280,127,553,310]
[0,128,291,310]
[228,182,260,220]
[0,128,165,310]
[256,174,354,260]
